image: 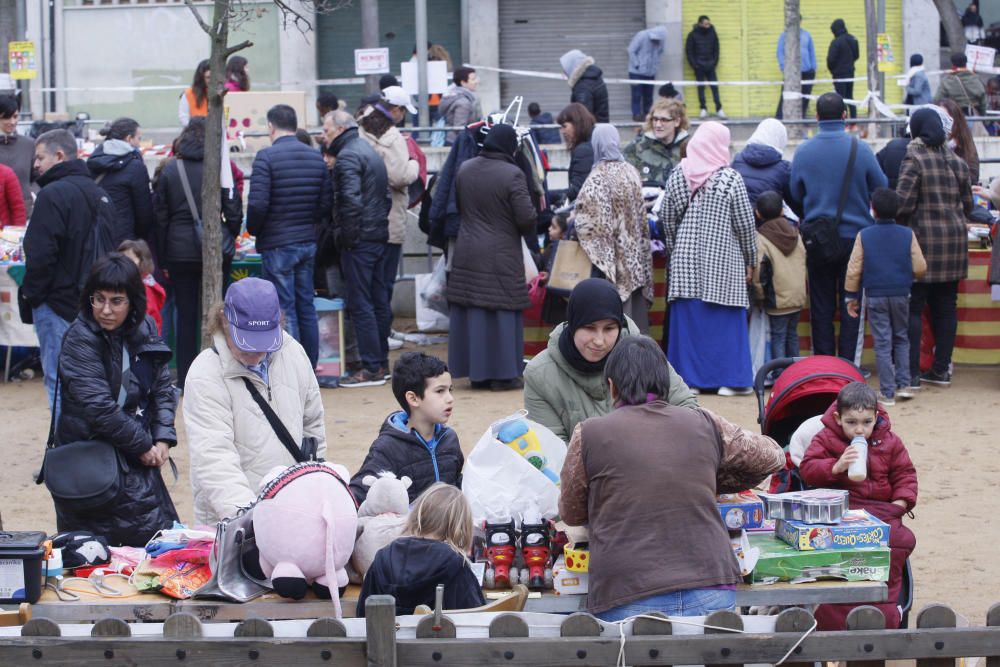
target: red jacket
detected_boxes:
[800,401,918,630]
[143,273,166,334]
[0,162,26,228]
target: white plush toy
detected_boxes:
[349,471,412,582]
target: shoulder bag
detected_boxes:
[177,159,235,260]
[800,136,857,265]
[242,377,319,463]
[35,342,131,512]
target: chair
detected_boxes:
[413,584,530,615]
[898,558,914,629]
[0,603,31,627]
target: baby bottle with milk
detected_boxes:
[847,436,868,482]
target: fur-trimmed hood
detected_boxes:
[568,56,597,89]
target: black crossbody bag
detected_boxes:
[242,377,319,463]
[800,136,858,265]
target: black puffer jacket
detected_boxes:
[827,19,859,77]
[449,150,537,311]
[55,313,179,547]
[686,24,720,71]
[328,127,391,251]
[876,137,911,190]
[246,135,332,252]
[87,143,154,243]
[572,66,610,123]
[348,411,464,505]
[153,136,243,266]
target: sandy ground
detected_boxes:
[2,342,998,624]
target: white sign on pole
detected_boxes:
[400,60,448,95]
[966,44,996,72]
[355,48,390,75]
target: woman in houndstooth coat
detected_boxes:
[658,121,757,393]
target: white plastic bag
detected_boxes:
[749,304,771,376]
[415,256,449,332]
[462,411,567,525]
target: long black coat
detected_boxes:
[55,313,179,546]
[571,66,610,123]
[87,144,154,243]
[449,150,537,312]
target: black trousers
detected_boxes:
[169,258,232,388]
[694,67,722,111]
[776,70,816,118]
[833,80,857,118]
[908,281,959,381]
[807,237,860,360]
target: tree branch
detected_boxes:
[225,39,254,58]
[182,0,213,35]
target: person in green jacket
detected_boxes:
[523,278,697,441]
[623,99,690,187]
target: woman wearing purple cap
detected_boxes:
[183,278,327,524]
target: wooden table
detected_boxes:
[23,579,887,623]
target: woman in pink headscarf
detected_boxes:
[658,121,757,395]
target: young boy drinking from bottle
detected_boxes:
[800,381,919,630]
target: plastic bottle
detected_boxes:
[847,436,868,482]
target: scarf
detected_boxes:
[101,139,135,157]
[909,108,946,147]
[679,121,730,194]
[557,278,625,374]
[746,118,787,153]
[902,64,924,87]
[591,124,623,163]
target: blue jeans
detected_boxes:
[629,73,655,118]
[769,311,801,360]
[340,241,390,373]
[383,243,402,324]
[33,304,72,413]
[595,588,736,622]
[262,242,319,367]
[868,295,910,397]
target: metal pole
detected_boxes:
[360,0,380,94]
[878,0,886,122]
[15,0,30,115]
[864,0,879,137]
[415,0,429,129]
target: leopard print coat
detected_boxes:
[573,160,654,303]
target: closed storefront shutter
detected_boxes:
[498,0,645,122]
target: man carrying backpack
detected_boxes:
[23,129,116,410]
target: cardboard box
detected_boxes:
[776,510,890,551]
[749,533,890,583]
[717,490,765,530]
[552,555,589,595]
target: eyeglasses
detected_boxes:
[90,294,130,310]
[651,116,677,125]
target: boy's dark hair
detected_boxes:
[871,187,899,220]
[951,52,968,68]
[378,74,399,90]
[528,102,541,117]
[816,92,846,120]
[604,335,671,406]
[392,352,450,412]
[0,94,21,119]
[453,66,476,87]
[755,190,784,220]
[267,104,297,132]
[553,215,568,233]
[317,93,340,114]
[836,381,878,414]
[82,252,147,333]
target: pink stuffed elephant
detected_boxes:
[253,462,359,617]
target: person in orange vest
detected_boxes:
[178,59,210,127]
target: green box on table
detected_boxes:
[749,533,890,583]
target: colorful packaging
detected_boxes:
[717,490,765,530]
[759,489,850,524]
[563,543,589,573]
[776,509,890,551]
[552,555,589,595]
[749,533,890,583]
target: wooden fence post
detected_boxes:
[559,613,602,637]
[91,617,130,637]
[633,611,672,667]
[987,603,1000,667]
[705,610,744,667]
[846,605,886,667]
[234,617,275,638]
[915,604,958,667]
[415,614,456,639]
[366,595,398,667]
[489,614,529,638]
[308,617,348,638]
[20,617,60,637]
[774,607,816,667]
[163,612,204,639]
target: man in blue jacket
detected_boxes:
[789,93,887,361]
[247,104,332,368]
[628,25,667,121]
[776,27,817,118]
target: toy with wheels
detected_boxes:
[482,519,517,589]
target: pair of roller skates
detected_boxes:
[482,519,553,590]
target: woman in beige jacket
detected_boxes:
[183,278,326,524]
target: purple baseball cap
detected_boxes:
[224,278,283,353]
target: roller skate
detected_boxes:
[518,521,553,589]
[482,519,517,589]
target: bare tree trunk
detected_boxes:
[864,0,879,138]
[932,0,965,53]
[782,0,802,139]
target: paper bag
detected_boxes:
[547,240,592,292]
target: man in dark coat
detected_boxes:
[23,129,111,410]
[685,16,725,118]
[248,104,332,369]
[827,19,860,119]
[559,50,610,122]
[323,110,392,388]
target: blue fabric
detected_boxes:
[530,113,561,145]
[628,26,667,76]
[905,70,932,106]
[769,311,801,359]
[667,299,752,389]
[340,241,390,372]
[244,353,272,385]
[731,144,792,208]
[777,29,817,72]
[247,135,332,252]
[868,295,910,397]
[428,129,480,245]
[390,410,444,482]
[789,121,887,240]
[383,243,402,321]
[595,588,736,622]
[261,242,319,367]
[858,221,915,297]
[629,73,656,118]
[33,303,71,414]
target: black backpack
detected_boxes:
[68,179,118,290]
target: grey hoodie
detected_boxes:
[438,84,480,144]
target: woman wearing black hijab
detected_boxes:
[896,107,973,387]
[448,124,537,390]
[523,278,697,440]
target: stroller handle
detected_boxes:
[754,357,805,425]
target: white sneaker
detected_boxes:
[387,337,403,350]
[716,109,728,119]
[718,386,753,396]
[896,388,914,400]
[699,108,708,119]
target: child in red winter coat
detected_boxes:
[118,239,166,334]
[0,162,26,228]
[800,381,918,630]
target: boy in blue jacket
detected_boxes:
[844,188,926,406]
[349,352,463,504]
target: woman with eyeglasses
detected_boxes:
[623,99,690,186]
[52,253,179,547]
